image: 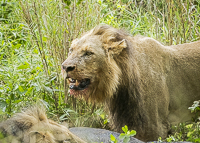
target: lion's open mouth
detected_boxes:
[68,78,90,90]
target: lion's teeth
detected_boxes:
[69,78,75,83]
[75,80,79,86]
[69,78,72,82]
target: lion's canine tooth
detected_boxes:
[75,80,79,86]
[69,78,75,83]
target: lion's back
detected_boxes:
[167,41,200,124]
[130,36,200,124]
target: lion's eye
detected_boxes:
[84,51,93,56]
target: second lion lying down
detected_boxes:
[0,106,144,143]
[0,106,86,143]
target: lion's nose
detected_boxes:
[62,65,75,72]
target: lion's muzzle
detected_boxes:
[61,61,91,97]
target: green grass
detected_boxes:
[100,0,200,44]
[0,0,200,141]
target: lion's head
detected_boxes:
[0,106,86,143]
[62,25,130,102]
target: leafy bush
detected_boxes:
[99,0,200,44]
[0,0,103,124]
[160,101,200,142]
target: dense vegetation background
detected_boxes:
[0,0,200,142]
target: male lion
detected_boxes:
[61,25,200,141]
[0,106,86,143]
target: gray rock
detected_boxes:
[69,127,192,143]
[69,127,144,143]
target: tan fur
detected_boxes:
[62,25,200,141]
[0,106,86,143]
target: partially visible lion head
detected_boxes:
[0,106,86,143]
[62,25,130,102]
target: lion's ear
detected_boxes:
[105,39,127,57]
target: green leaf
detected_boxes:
[194,138,200,142]
[77,0,83,5]
[0,132,4,139]
[42,36,47,42]
[18,62,30,69]
[100,114,105,119]
[103,119,108,124]
[185,124,193,129]
[0,99,6,111]
[13,44,21,49]
[18,85,24,92]
[2,40,4,46]
[50,76,57,81]
[123,137,130,143]
[33,48,38,54]
[11,93,15,100]
[59,113,69,120]
[13,100,22,104]
[110,134,116,141]
[43,86,53,94]
[129,130,136,136]
[118,133,126,139]
[122,125,128,134]
[187,131,194,137]
[63,0,72,6]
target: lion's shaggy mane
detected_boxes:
[92,25,200,141]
